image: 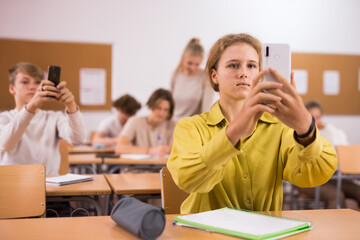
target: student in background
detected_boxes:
[171,38,214,122]
[0,62,85,175]
[167,33,337,214]
[91,94,141,146]
[296,100,360,209]
[116,88,176,156]
[306,100,348,146]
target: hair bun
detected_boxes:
[189,38,200,45]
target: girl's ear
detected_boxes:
[211,69,218,85]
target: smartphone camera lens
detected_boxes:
[265,46,269,57]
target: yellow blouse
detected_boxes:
[167,102,337,214]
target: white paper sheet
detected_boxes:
[292,70,308,94]
[323,70,340,95]
[80,68,106,105]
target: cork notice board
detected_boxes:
[0,39,112,111]
[292,53,360,115]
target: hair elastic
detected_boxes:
[294,115,315,138]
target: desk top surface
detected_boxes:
[68,154,102,164]
[104,157,167,165]
[105,173,161,194]
[1,209,359,239]
[68,145,115,154]
[46,175,111,196]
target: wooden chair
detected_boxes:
[0,164,46,219]
[89,131,97,144]
[160,167,189,214]
[335,145,360,208]
[59,139,71,175]
[336,145,360,174]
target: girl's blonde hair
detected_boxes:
[174,38,204,74]
[205,33,262,92]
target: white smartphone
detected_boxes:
[262,43,291,82]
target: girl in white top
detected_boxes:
[171,38,214,122]
[0,63,86,175]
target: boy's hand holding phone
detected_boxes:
[57,81,77,113]
[47,65,76,112]
[26,79,58,113]
[27,65,77,113]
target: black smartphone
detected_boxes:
[47,65,61,87]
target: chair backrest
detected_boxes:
[59,139,70,175]
[0,164,46,219]
[336,145,360,174]
[160,167,189,214]
[89,131,97,145]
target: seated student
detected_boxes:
[167,33,337,214]
[296,100,360,209]
[306,100,348,146]
[91,94,141,146]
[115,88,176,156]
[0,62,85,175]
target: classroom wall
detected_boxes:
[1,0,359,143]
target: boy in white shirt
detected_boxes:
[91,94,141,146]
[0,62,86,175]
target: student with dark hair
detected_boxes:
[0,62,85,175]
[92,94,141,146]
[115,88,176,156]
[167,33,337,214]
[171,38,214,121]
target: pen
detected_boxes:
[157,135,162,145]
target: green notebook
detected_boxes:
[173,207,312,240]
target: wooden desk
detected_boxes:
[335,145,360,208]
[313,145,360,209]
[105,173,161,195]
[1,209,359,239]
[68,154,102,165]
[46,175,111,216]
[68,154,102,174]
[105,173,161,214]
[46,175,111,196]
[104,157,167,165]
[68,145,115,154]
[104,157,167,173]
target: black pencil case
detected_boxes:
[110,197,166,240]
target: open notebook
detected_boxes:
[46,174,94,186]
[174,207,312,240]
